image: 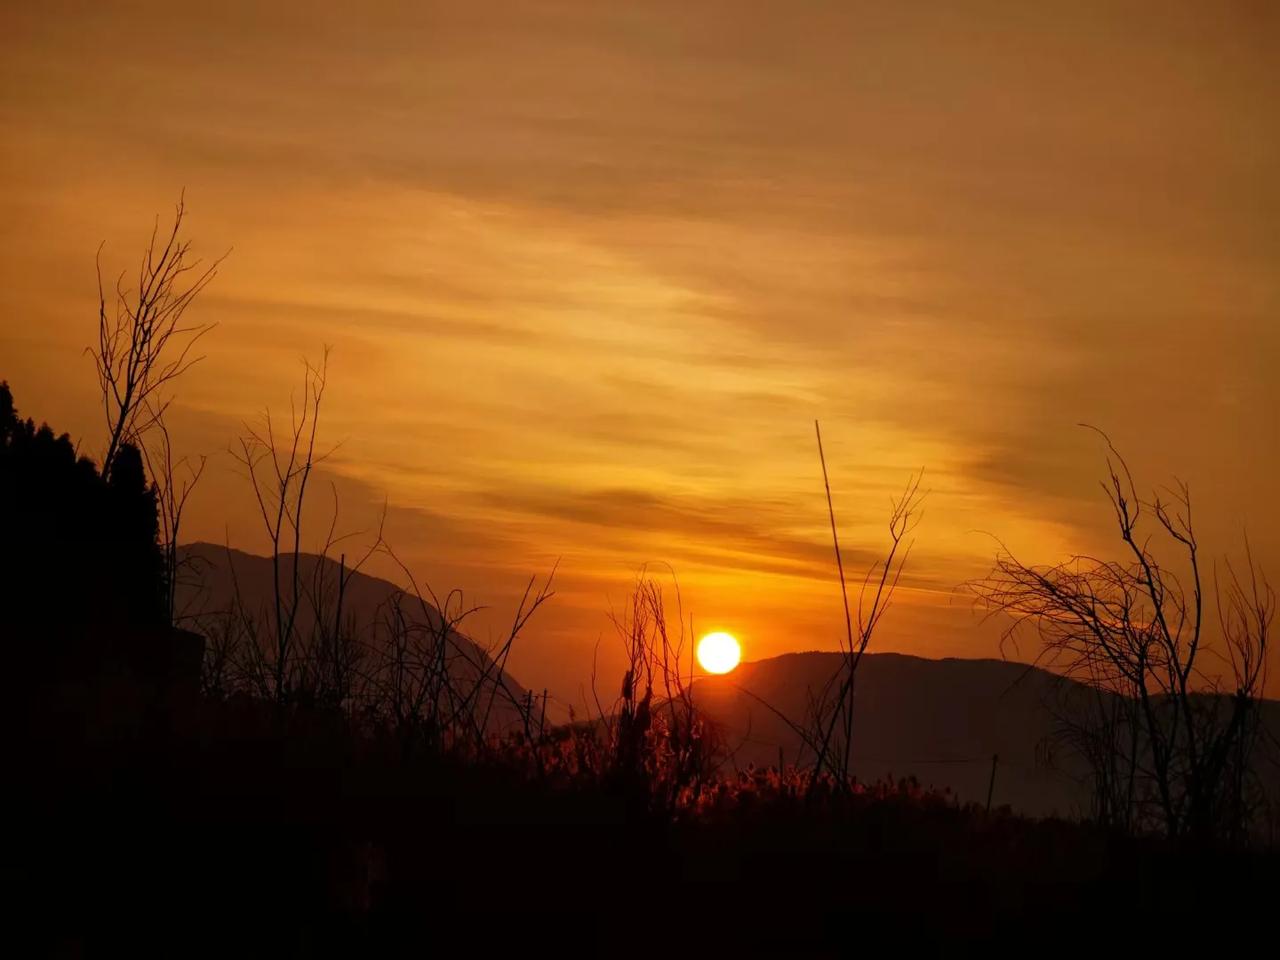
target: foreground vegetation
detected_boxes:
[15,666,1276,953]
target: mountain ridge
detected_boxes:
[694,649,1280,818]
[175,542,532,730]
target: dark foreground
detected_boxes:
[14,689,1277,957]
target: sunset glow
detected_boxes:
[6,5,1280,948]
[0,2,1276,700]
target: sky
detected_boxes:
[2,1,1277,702]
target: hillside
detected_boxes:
[175,543,531,731]
[694,651,1268,819]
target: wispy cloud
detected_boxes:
[2,0,1276,697]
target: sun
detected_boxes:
[696,631,742,675]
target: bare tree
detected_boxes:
[971,430,1273,842]
[230,349,345,703]
[87,195,223,627]
[222,350,551,730]
[141,407,207,624]
[90,193,223,478]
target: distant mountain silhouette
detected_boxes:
[694,651,1280,819]
[176,543,531,731]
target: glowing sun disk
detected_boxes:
[697,631,741,674]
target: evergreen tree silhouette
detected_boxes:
[0,381,165,660]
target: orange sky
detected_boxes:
[2,1,1277,702]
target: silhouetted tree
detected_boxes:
[89,194,221,625]
[972,431,1273,843]
[224,350,348,704]
[208,353,553,746]
[91,193,221,478]
[0,382,165,658]
[143,413,207,624]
